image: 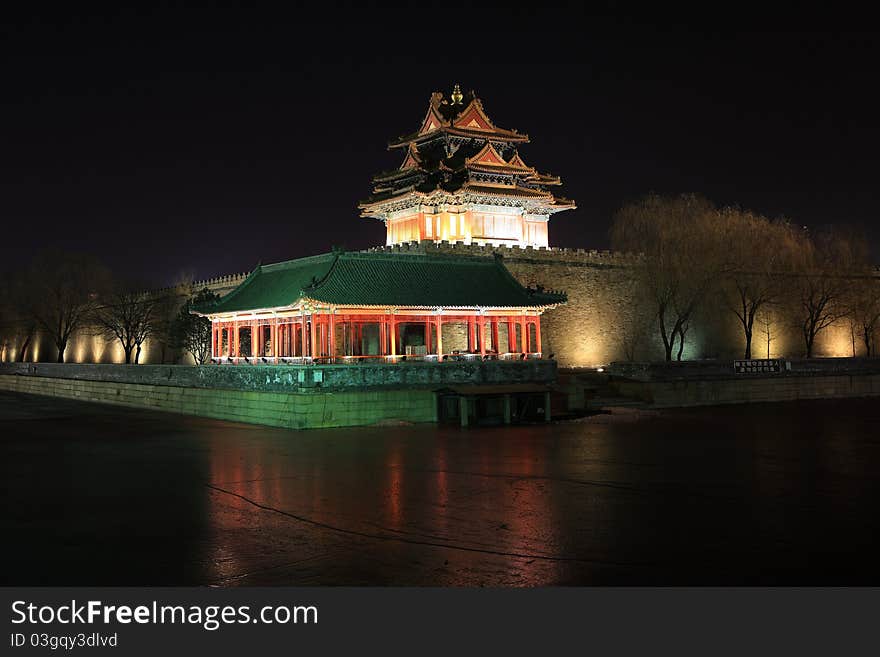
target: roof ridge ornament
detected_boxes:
[451,83,463,105]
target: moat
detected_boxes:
[2,390,879,586]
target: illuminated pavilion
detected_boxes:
[196,250,565,363]
[360,85,575,248]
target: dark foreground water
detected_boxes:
[1,390,879,586]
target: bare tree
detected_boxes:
[23,251,111,363]
[721,211,800,359]
[611,194,732,361]
[94,285,157,364]
[789,228,859,358]
[757,308,777,359]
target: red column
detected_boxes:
[316,319,322,357]
[535,316,542,355]
[491,318,499,354]
[390,316,397,357]
[479,317,486,357]
[234,321,240,359]
[520,316,527,353]
[507,319,515,353]
[309,316,317,359]
[300,316,307,358]
[436,315,443,356]
[468,317,476,352]
[328,312,336,361]
[425,319,431,355]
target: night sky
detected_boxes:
[3,5,878,286]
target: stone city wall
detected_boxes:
[0,271,249,366]
[369,241,874,367]
[4,240,876,368]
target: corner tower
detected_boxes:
[359,85,575,248]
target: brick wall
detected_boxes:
[369,241,876,367]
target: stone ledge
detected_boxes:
[0,359,556,393]
[0,375,437,430]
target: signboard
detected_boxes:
[733,359,782,374]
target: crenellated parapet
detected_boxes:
[364,239,641,267]
[144,272,250,299]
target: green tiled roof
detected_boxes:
[196,251,565,314]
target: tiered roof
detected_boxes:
[360,86,575,218]
[195,250,566,315]
[390,88,530,149]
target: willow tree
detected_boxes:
[720,212,801,359]
[611,194,732,361]
[789,228,858,358]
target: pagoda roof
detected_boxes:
[389,89,529,149]
[464,145,546,176]
[459,182,555,199]
[507,152,530,170]
[361,87,574,217]
[465,142,508,167]
[194,251,565,315]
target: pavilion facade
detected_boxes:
[194,250,565,364]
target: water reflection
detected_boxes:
[4,391,880,585]
[203,422,583,584]
[200,399,880,585]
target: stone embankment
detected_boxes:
[557,358,880,410]
[0,360,556,429]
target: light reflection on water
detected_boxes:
[201,399,880,585]
[5,391,879,585]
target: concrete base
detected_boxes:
[0,374,436,429]
[614,373,880,408]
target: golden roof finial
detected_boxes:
[451,83,463,105]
